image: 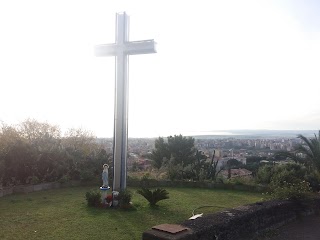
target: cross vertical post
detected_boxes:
[95,12,156,191]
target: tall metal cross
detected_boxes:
[95,12,156,191]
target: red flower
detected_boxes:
[106,195,113,203]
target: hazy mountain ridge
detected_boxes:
[97,130,318,140]
[191,129,318,139]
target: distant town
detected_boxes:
[98,129,317,172]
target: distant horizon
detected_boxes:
[123,129,319,139]
[1,118,318,139]
[74,128,320,138]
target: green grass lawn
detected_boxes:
[0,186,262,240]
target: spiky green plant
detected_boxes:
[275,131,320,171]
[296,131,320,171]
[137,188,169,206]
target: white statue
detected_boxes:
[102,164,109,188]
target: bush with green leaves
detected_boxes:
[0,120,113,186]
[265,180,313,201]
[26,175,40,185]
[256,163,308,187]
[85,190,101,207]
[58,174,70,184]
[80,169,95,182]
[305,171,320,191]
[141,172,151,181]
[166,159,183,181]
[256,165,274,184]
[118,190,132,207]
[137,188,169,206]
[270,163,307,188]
[228,176,255,186]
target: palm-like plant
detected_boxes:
[276,131,320,171]
[137,188,169,206]
[296,131,320,171]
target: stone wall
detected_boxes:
[0,181,82,198]
[143,198,320,240]
[0,179,267,198]
[128,179,268,192]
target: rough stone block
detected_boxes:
[23,185,34,193]
[33,184,43,192]
[53,182,61,189]
[13,185,34,194]
[3,188,13,196]
[42,183,52,190]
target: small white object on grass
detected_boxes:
[189,213,203,220]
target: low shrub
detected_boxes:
[26,176,40,185]
[228,177,255,186]
[305,171,320,191]
[141,172,151,181]
[137,188,169,206]
[166,163,183,181]
[85,190,101,207]
[118,190,132,207]
[58,175,70,184]
[256,163,309,187]
[265,180,313,201]
[256,165,274,184]
[127,175,140,181]
[270,163,307,188]
[80,169,95,182]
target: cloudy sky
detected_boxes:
[0,0,319,137]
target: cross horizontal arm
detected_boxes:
[125,40,157,55]
[95,39,157,57]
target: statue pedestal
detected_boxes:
[100,186,110,204]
